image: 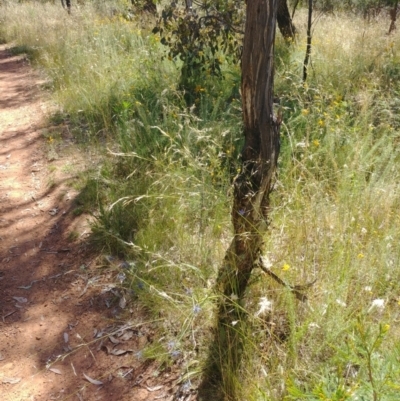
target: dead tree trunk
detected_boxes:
[277,0,296,40]
[198,1,281,399]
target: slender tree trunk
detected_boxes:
[198,1,281,400]
[291,0,301,18]
[277,0,296,40]
[185,0,193,12]
[237,0,281,259]
[303,0,313,82]
[61,0,71,14]
[388,1,399,34]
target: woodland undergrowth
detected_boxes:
[1,1,400,399]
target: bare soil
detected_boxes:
[0,45,191,401]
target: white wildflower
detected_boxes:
[230,293,239,301]
[368,298,385,313]
[255,297,273,317]
[336,299,347,307]
[260,255,273,269]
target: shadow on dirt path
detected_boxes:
[0,44,186,401]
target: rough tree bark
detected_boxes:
[233,0,281,286]
[277,0,296,40]
[198,1,281,400]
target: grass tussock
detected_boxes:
[2,2,400,399]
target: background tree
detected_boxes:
[61,0,71,14]
[303,0,312,81]
[277,0,296,40]
[388,0,399,33]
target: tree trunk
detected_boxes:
[61,0,71,14]
[303,0,313,82]
[277,0,296,40]
[388,1,399,34]
[198,1,280,400]
[233,0,281,287]
[185,0,193,12]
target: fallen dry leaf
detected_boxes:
[119,296,127,309]
[12,296,27,303]
[101,344,112,354]
[48,208,59,216]
[145,385,163,392]
[120,330,134,341]
[102,344,133,356]
[109,335,120,345]
[2,377,21,384]
[83,373,103,386]
[110,348,131,356]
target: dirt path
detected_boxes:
[0,45,185,401]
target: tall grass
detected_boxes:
[2,2,400,399]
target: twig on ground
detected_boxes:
[2,310,17,322]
